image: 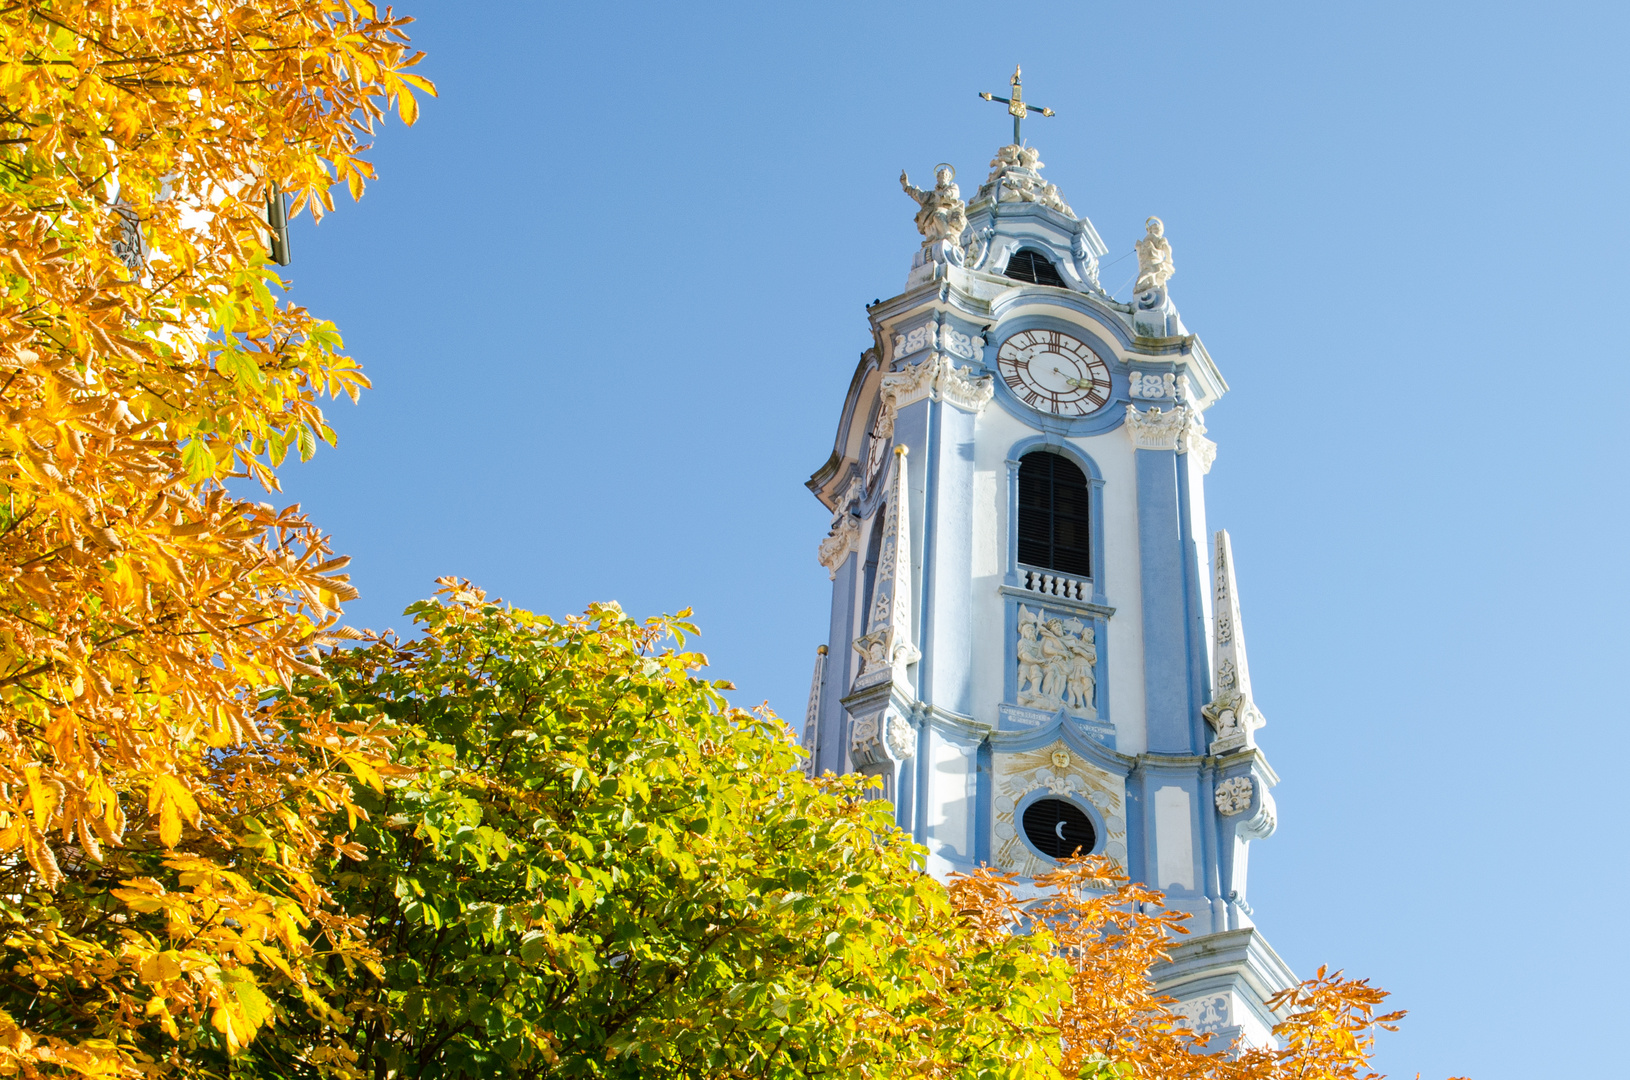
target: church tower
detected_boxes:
[801,69,1294,1048]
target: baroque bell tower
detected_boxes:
[801,69,1295,1048]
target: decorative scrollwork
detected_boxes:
[1215,776,1253,816]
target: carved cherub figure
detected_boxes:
[1039,182,1073,216]
[900,165,968,243]
[989,145,1024,172]
[1134,216,1174,293]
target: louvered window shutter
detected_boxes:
[1004,249,1068,288]
[1017,452,1091,577]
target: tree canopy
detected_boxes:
[0,3,430,1076]
[267,583,1457,1080]
[277,582,1066,1080]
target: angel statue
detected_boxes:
[900,164,968,245]
[1134,216,1175,294]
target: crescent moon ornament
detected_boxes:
[1054,821,1068,840]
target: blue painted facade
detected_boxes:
[802,140,1294,1046]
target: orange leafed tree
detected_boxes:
[950,857,1466,1080]
[0,2,429,1076]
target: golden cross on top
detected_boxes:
[979,64,1055,145]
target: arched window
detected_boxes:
[1005,249,1068,288]
[1018,451,1091,577]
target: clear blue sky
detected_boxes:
[274,3,1628,1075]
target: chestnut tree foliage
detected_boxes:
[0,2,430,1076]
[283,584,1461,1080]
[286,584,1067,1080]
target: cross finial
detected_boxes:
[979,64,1055,146]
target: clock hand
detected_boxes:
[1054,366,1098,390]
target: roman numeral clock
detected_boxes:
[996,329,1112,416]
[802,69,1296,1052]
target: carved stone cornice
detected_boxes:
[880,352,994,419]
[816,513,860,579]
[1124,404,1189,451]
[1180,411,1217,475]
[1124,403,1216,472]
[938,356,996,412]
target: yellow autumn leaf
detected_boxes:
[138,951,183,984]
[148,774,201,849]
[338,749,384,794]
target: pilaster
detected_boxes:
[1129,406,1192,754]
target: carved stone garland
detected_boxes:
[883,352,994,417]
[1214,776,1253,816]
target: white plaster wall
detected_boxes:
[1075,427,1147,755]
[1154,785,1196,891]
[971,471,999,579]
[925,730,975,861]
[968,405,1027,729]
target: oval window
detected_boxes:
[1021,798,1097,859]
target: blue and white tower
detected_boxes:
[801,94,1294,1047]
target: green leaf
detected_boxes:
[180,438,215,483]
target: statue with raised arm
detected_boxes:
[900,164,968,244]
[1134,216,1175,293]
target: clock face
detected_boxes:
[996,330,1112,416]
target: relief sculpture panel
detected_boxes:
[1016,604,1097,718]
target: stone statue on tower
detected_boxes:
[899,165,968,244]
[1134,216,1175,293]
